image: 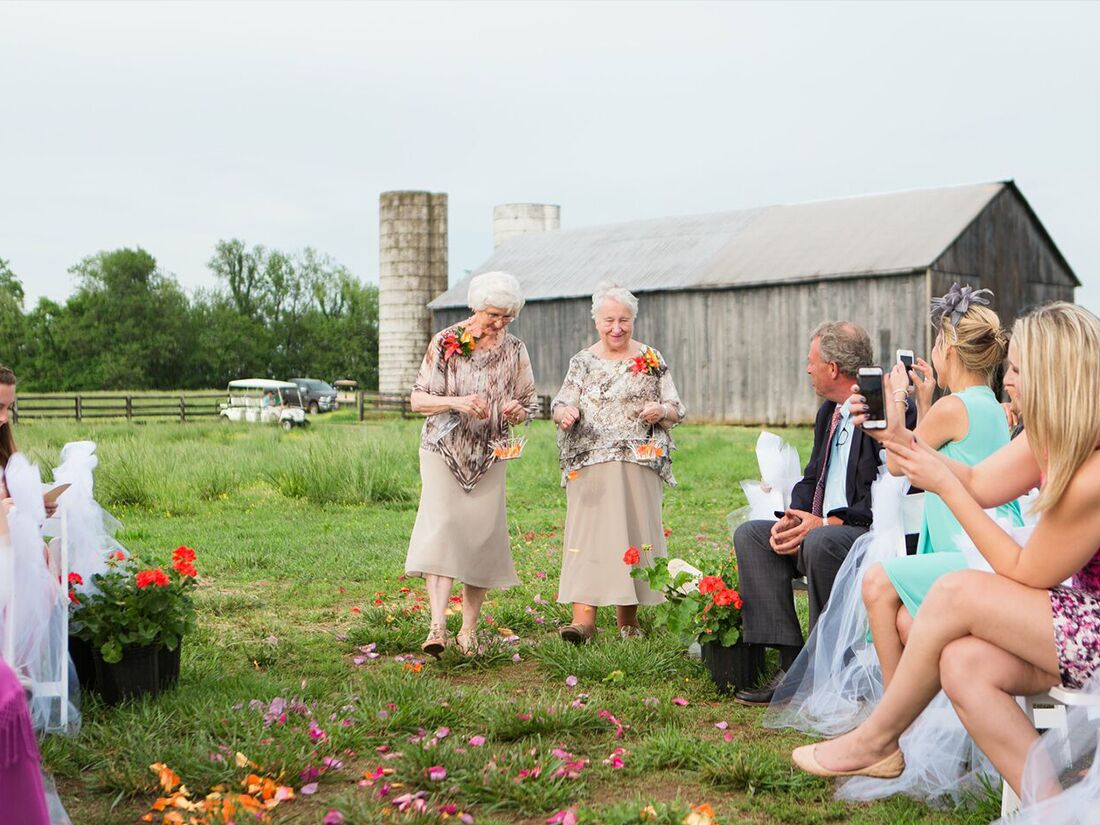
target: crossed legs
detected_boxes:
[809,569,1061,795]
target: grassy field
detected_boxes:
[15,412,998,825]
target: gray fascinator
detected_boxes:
[930,282,994,329]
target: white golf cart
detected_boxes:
[220,379,309,431]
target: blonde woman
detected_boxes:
[860,286,1022,686]
[793,303,1100,804]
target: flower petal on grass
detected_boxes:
[565,675,578,687]
[671,697,689,706]
[300,782,318,795]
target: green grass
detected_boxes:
[14,412,997,824]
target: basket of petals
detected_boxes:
[630,439,665,462]
[491,436,527,461]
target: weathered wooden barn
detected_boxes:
[428,181,1078,424]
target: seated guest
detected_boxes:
[792,302,1100,804]
[733,323,914,705]
[862,287,1023,687]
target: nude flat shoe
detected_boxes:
[558,624,595,645]
[421,623,448,659]
[791,744,905,779]
[456,629,478,657]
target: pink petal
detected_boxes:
[469,735,486,747]
[565,675,578,687]
[300,782,319,795]
[671,697,689,706]
[714,721,729,730]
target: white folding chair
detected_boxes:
[34,510,70,729]
[1000,686,1100,816]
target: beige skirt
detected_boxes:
[557,460,667,607]
[405,450,519,589]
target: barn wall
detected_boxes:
[933,186,1077,326]
[433,273,926,424]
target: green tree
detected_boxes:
[0,259,27,370]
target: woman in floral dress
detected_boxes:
[552,283,685,643]
[405,272,537,657]
[791,302,1100,805]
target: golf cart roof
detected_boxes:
[227,379,300,391]
[333,379,358,387]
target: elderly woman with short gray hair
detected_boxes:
[551,282,686,643]
[406,271,538,657]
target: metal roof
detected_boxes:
[227,379,300,390]
[431,181,1010,308]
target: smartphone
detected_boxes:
[896,349,915,386]
[858,367,887,429]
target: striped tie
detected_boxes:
[811,406,844,518]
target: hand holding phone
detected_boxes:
[896,349,915,386]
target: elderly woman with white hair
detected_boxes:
[551,282,686,642]
[406,271,538,657]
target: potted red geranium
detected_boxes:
[628,549,763,694]
[70,547,198,703]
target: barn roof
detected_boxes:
[430,181,1071,308]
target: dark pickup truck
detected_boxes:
[288,378,339,414]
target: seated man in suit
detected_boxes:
[733,321,914,705]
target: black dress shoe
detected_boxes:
[733,668,787,706]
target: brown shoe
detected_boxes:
[421,623,448,659]
[559,624,595,645]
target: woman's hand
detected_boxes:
[502,400,527,425]
[886,435,955,494]
[640,402,667,424]
[911,357,936,413]
[555,405,580,430]
[452,394,490,420]
[887,362,911,399]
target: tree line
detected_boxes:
[0,241,379,392]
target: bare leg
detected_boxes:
[940,636,1058,795]
[863,563,906,686]
[896,604,913,645]
[616,604,638,629]
[571,603,597,630]
[809,570,1060,772]
[424,573,453,629]
[460,584,489,633]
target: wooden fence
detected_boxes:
[12,392,553,424]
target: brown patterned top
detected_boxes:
[413,329,538,492]
[551,347,686,487]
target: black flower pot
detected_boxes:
[158,643,181,689]
[92,644,160,705]
[701,641,765,695]
[68,634,97,693]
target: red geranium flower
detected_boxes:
[67,572,83,586]
[136,568,171,589]
[110,550,126,561]
[172,546,196,563]
[173,559,197,578]
[622,546,641,565]
[713,588,736,607]
[698,576,725,595]
[68,591,79,605]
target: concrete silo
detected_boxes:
[378,191,448,395]
[492,203,560,249]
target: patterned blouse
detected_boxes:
[551,347,686,487]
[413,328,538,493]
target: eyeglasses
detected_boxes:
[484,311,515,324]
[834,427,850,447]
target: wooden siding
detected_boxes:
[435,273,926,424]
[933,186,1076,326]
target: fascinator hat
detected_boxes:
[930,283,994,332]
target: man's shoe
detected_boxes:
[733,668,787,706]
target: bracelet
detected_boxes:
[891,389,908,400]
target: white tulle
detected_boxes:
[51,442,126,596]
[989,670,1100,822]
[765,463,1004,804]
[0,453,80,734]
[738,431,803,521]
[764,465,907,735]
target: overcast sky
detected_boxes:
[2,1,1097,314]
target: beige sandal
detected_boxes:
[421,623,448,658]
[619,625,644,640]
[559,624,595,645]
[456,628,478,656]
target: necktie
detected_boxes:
[811,406,844,518]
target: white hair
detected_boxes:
[590,281,638,320]
[467,271,525,314]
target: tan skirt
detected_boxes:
[557,460,667,607]
[405,450,519,589]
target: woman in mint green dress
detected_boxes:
[861,287,1022,686]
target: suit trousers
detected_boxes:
[733,519,868,648]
